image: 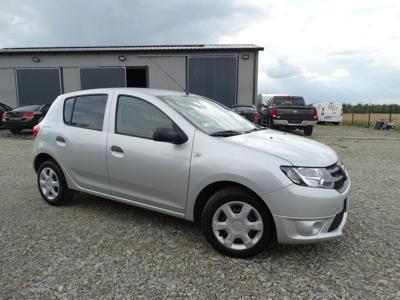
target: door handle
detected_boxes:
[56,136,66,145]
[111,145,124,153]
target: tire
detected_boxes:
[37,160,72,206]
[303,126,313,136]
[201,187,274,258]
[10,129,21,134]
[268,118,275,129]
[334,122,340,126]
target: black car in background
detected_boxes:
[0,102,12,127]
[231,104,262,125]
[2,104,50,134]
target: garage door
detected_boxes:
[189,57,237,107]
[80,68,126,90]
[16,68,61,105]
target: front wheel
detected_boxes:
[37,160,72,206]
[201,187,274,258]
[303,126,313,136]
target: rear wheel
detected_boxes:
[303,126,313,136]
[334,122,340,126]
[37,160,72,206]
[201,187,274,258]
[10,129,21,134]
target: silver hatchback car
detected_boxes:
[33,88,350,258]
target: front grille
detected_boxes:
[328,199,347,232]
[326,163,348,192]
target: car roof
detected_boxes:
[60,88,188,98]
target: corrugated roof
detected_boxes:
[0,44,263,55]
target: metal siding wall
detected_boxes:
[63,68,81,93]
[80,67,126,89]
[237,53,255,105]
[146,56,186,91]
[16,69,61,105]
[0,69,17,107]
[189,57,237,107]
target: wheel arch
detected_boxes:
[34,152,59,173]
[192,181,275,232]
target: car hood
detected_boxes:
[226,129,338,167]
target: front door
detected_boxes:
[106,94,193,214]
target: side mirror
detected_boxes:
[153,126,188,144]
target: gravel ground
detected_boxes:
[0,125,399,299]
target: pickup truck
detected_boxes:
[257,94,318,136]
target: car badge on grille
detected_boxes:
[293,110,298,114]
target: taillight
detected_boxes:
[271,107,278,118]
[341,108,343,116]
[23,112,35,119]
[2,113,8,120]
[313,109,318,120]
[33,124,40,138]
[255,113,262,121]
[321,107,325,116]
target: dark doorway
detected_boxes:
[126,67,148,88]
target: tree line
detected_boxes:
[342,103,400,114]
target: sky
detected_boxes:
[0,0,399,104]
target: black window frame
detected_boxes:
[63,93,108,132]
[115,94,182,141]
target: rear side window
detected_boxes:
[116,95,174,139]
[273,97,305,106]
[63,94,108,131]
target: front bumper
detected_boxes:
[273,120,317,127]
[262,179,350,244]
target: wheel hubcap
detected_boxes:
[212,201,264,250]
[39,167,59,200]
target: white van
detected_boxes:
[313,102,343,125]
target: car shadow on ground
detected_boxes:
[0,128,33,139]
[66,192,347,260]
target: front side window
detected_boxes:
[116,95,174,139]
[160,95,256,135]
[63,94,107,131]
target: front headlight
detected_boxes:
[281,166,334,189]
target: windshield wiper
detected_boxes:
[210,130,244,137]
[243,127,267,134]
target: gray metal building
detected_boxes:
[0,44,263,108]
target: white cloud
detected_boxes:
[332,69,350,79]
[219,0,400,103]
[0,0,399,103]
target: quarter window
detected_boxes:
[63,94,108,131]
[63,97,75,123]
[116,95,174,139]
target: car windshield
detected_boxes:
[160,95,257,135]
[232,106,256,114]
[12,105,41,112]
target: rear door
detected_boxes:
[54,93,111,194]
[106,93,194,214]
